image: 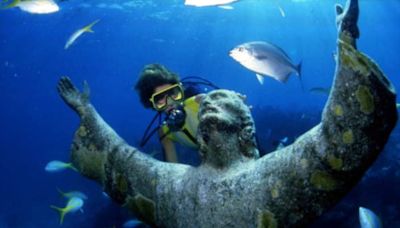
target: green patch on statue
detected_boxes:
[327,154,343,170]
[257,210,278,228]
[124,194,156,225]
[356,86,374,114]
[310,170,337,191]
[342,130,354,145]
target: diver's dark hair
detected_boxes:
[135,64,180,109]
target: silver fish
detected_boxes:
[184,0,239,8]
[229,41,302,85]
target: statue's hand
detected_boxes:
[57,76,91,115]
[335,0,359,40]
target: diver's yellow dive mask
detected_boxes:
[149,83,184,111]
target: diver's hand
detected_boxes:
[57,76,91,115]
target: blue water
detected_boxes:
[0,0,399,227]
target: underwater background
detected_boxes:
[0,0,399,227]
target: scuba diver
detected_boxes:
[134,64,217,163]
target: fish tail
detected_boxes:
[296,61,305,91]
[66,163,78,172]
[84,19,100,33]
[2,0,20,9]
[296,61,302,77]
[50,205,67,225]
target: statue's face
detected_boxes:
[197,89,259,160]
[198,90,247,141]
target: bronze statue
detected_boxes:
[57,0,397,226]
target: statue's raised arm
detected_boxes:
[254,0,397,226]
[58,0,397,227]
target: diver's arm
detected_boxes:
[254,0,397,226]
[159,132,178,163]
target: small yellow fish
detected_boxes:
[57,188,88,200]
[2,0,59,14]
[50,197,84,224]
[65,19,100,50]
[45,160,77,172]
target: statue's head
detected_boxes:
[197,90,259,166]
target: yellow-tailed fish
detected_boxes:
[57,188,88,200]
[50,197,84,225]
[45,160,77,172]
[2,0,59,14]
[64,19,100,50]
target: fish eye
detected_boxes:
[238,47,244,52]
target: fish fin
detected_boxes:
[256,74,264,85]
[296,61,304,91]
[66,163,78,172]
[56,187,66,198]
[2,0,20,9]
[332,52,338,62]
[218,5,234,10]
[83,19,100,33]
[50,205,66,225]
[71,166,78,172]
